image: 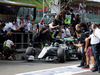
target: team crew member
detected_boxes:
[28,20,37,33]
[0,23,12,59]
[49,21,59,30]
[61,26,66,38]
[65,25,71,37]
[75,14,81,25]
[3,36,17,60]
[3,20,25,32]
[40,23,51,47]
[27,20,37,41]
[17,15,25,26]
[72,24,87,67]
[70,9,76,31]
[85,23,100,73]
[82,24,95,70]
[24,15,30,32]
[91,23,100,73]
[38,19,44,31]
[17,15,25,32]
[58,11,63,26]
[49,21,60,38]
[54,15,59,25]
[80,22,87,33]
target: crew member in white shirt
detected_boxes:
[28,20,37,33]
[24,15,30,32]
[38,19,44,31]
[17,15,25,32]
[17,15,25,26]
[65,25,71,37]
[49,21,61,38]
[61,26,66,38]
[49,21,59,30]
[85,23,100,73]
[3,20,25,32]
[27,20,37,41]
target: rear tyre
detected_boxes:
[25,47,35,56]
[57,48,66,63]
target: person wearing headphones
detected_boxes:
[85,23,100,73]
[72,24,87,67]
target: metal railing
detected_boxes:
[12,32,34,52]
[86,13,100,23]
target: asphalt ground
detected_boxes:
[0,58,100,75]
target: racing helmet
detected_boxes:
[54,42,59,47]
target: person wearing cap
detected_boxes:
[27,20,37,41]
[80,22,88,33]
[17,15,25,32]
[17,15,25,26]
[40,23,50,47]
[72,24,87,67]
[24,15,30,33]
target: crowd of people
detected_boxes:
[73,23,100,73]
[0,5,100,73]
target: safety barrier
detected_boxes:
[12,32,34,52]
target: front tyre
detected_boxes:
[57,48,66,63]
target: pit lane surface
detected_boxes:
[0,59,99,75]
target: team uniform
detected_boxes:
[17,18,25,26]
[91,28,100,72]
[65,28,71,37]
[78,33,87,66]
[17,18,25,32]
[61,28,66,38]
[27,23,35,31]
[27,23,36,41]
[24,19,30,33]
[3,22,17,31]
[3,39,17,58]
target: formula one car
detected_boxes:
[22,39,67,63]
[22,38,82,63]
